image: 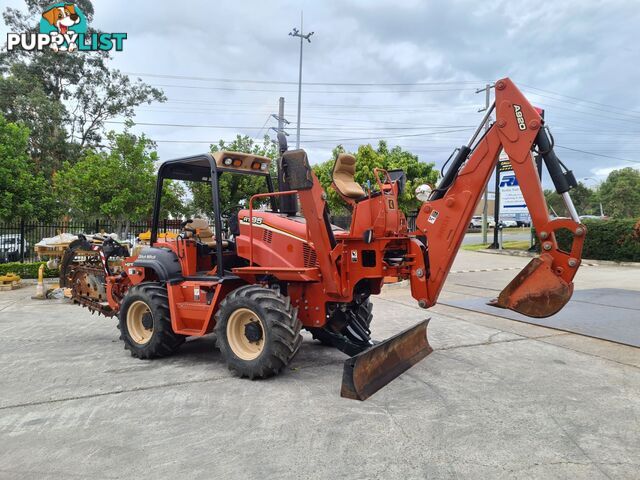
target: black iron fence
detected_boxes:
[1,213,420,264]
[0,219,185,263]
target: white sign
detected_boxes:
[498,154,528,216]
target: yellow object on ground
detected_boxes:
[31,264,45,300]
[0,273,21,284]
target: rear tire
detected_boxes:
[118,283,185,359]
[215,285,302,379]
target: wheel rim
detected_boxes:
[226,308,265,360]
[127,300,154,345]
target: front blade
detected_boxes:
[341,319,433,401]
[489,256,573,318]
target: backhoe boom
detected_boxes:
[413,78,585,318]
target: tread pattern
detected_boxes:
[118,282,185,359]
[311,298,373,345]
[215,285,302,379]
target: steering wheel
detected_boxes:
[220,206,244,220]
[179,219,196,239]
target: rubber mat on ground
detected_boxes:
[440,288,640,348]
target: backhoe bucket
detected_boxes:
[489,255,573,318]
[341,319,433,401]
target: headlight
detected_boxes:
[223,157,233,166]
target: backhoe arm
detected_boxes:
[413,78,585,318]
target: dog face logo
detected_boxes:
[39,2,86,52]
[42,4,79,35]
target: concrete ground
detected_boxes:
[1,251,639,479]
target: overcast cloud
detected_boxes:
[3,0,640,184]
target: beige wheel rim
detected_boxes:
[127,300,154,345]
[226,308,265,360]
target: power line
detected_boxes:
[106,120,474,131]
[125,71,480,87]
[520,83,640,116]
[151,83,474,94]
[302,127,473,143]
[555,145,640,165]
[125,70,637,117]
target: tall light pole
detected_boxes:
[476,83,494,244]
[289,12,313,150]
[581,177,604,216]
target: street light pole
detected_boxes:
[289,12,314,150]
[476,83,494,244]
[581,177,604,216]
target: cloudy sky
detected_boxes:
[4,0,640,184]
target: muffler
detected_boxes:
[489,254,573,318]
[341,319,433,400]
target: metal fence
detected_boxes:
[0,219,186,263]
[0,213,420,264]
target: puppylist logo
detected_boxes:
[7,3,126,53]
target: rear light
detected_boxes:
[232,159,243,167]
[251,162,261,170]
[260,163,268,171]
[223,157,233,166]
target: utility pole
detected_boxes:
[289,12,313,150]
[270,96,290,139]
[476,83,494,244]
[270,97,297,215]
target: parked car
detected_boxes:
[0,234,29,263]
[516,220,531,227]
[469,216,496,229]
[501,219,518,228]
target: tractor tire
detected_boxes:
[215,285,302,379]
[311,298,373,345]
[118,283,185,359]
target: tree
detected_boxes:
[189,135,278,216]
[598,167,640,218]
[54,130,186,235]
[544,182,595,217]
[313,141,438,214]
[1,0,165,177]
[0,115,55,221]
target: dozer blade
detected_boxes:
[489,255,573,318]
[341,319,433,401]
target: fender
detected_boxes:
[133,247,182,281]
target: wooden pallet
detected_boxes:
[0,281,23,291]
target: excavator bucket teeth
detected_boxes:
[341,319,433,401]
[489,256,573,318]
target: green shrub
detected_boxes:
[555,219,640,262]
[0,261,59,279]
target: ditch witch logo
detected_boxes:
[6,2,126,53]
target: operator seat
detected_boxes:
[185,218,228,248]
[332,153,366,203]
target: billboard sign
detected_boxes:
[498,154,528,216]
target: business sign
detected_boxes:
[498,154,528,216]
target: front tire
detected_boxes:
[215,285,302,379]
[118,283,185,359]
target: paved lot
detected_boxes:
[1,251,639,479]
